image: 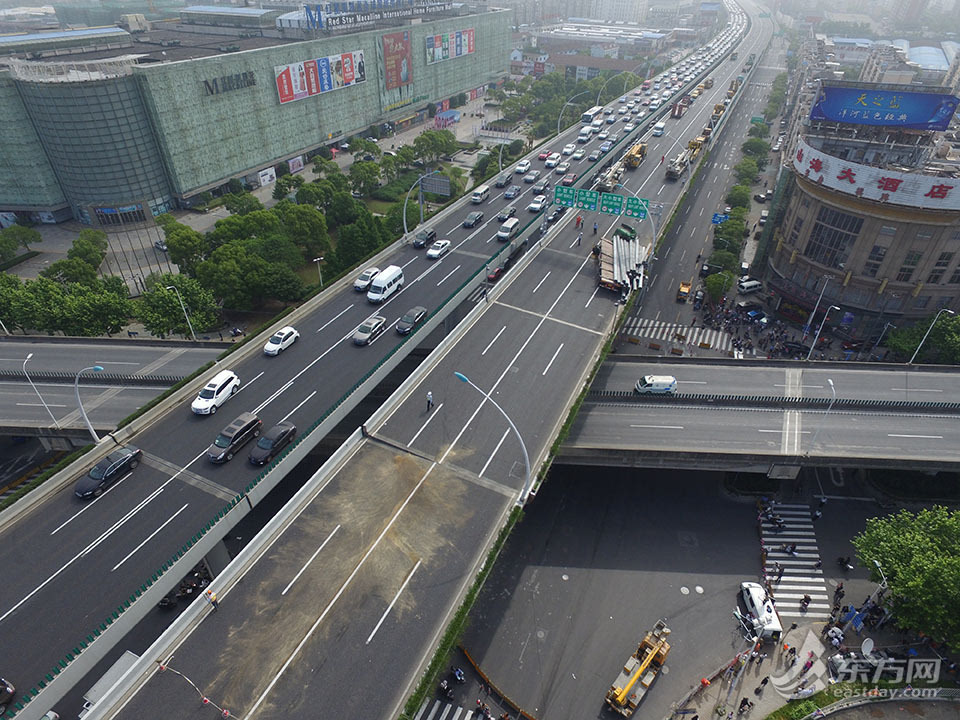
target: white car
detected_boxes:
[555,161,571,174]
[354,267,380,291]
[562,143,577,155]
[623,123,636,132]
[527,195,548,212]
[515,160,531,174]
[426,239,451,259]
[572,149,586,160]
[263,326,299,355]
[597,130,609,140]
[545,153,561,168]
[191,370,240,415]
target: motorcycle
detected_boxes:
[837,556,854,572]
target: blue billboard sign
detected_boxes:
[810,86,959,131]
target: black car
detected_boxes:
[463,211,484,228]
[207,412,262,464]
[504,185,522,199]
[397,305,427,334]
[413,227,436,248]
[494,174,511,188]
[693,289,705,310]
[497,206,517,221]
[75,445,142,498]
[532,179,551,194]
[249,421,297,465]
[0,678,13,713]
[547,206,568,223]
[699,263,712,278]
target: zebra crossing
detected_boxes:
[760,502,831,620]
[621,317,755,356]
[414,699,483,720]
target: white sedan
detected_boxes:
[562,143,577,155]
[426,239,451,259]
[527,195,548,212]
[263,326,300,355]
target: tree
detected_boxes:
[223,192,263,216]
[225,178,244,195]
[349,161,381,196]
[335,223,370,269]
[0,231,19,262]
[734,158,759,186]
[704,271,734,300]
[68,229,108,269]
[58,282,130,336]
[852,506,960,647]
[886,314,960,364]
[165,224,208,275]
[0,273,22,331]
[138,274,218,337]
[726,185,752,209]
[281,204,330,257]
[327,192,360,228]
[0,224,42,252]
[741,138,771,157]
[41,257,99,286]
[748,122,770,138]
[272,173,304,201]
[709,250,739,274]
[508,139,525,157]
[413,130,457,167]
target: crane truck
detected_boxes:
[624,142,647,168]
[664,137,705,180]
[605,619,671,717]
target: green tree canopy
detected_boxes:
[0,224,42,252]
[165,224,208,275]
[748,122,770,138]
[726,185,752,209]
[138,274,218,337]
[734,158,759,186]
[272,173,304,201]
[349,161,381,196]
[704,271,734,300]
[223,192,263,216]
[709,249,740,274]
[852,506,960,646]
[886,314,960,364]
[41,257,99,286]
[741,138,771,157]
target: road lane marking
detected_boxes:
[366,559,421,644]
[629,424,684,429]
[532,271,551,293]
[898,388,943,392]
[782,410,801,455]
[480,429,511,478]
[243,463,436,720]
[93,361,139,366]
[50,472,135,535]
[436,264,461,286]
[282,524,340,595]
[112,503,189,571]
[315,305,353,333]
[889,433,943,439]
[280,391,317,424]
[408,403,443,446]
[584,285,600,308]
[482,326,506,356]
[542,343,563,375]
[255,379,294,415]
[17,402,67,407]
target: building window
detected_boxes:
[949,266,960,284]
[914,296,931,310]
[897,250,923,282]
[862,245,887,279]
[879,225,897,237]
[937,296,954,309]
[801,195,810,208]
[803,206,863,269]
[915,230,933,241]
[927,252,954,284]
[788,216,804,246]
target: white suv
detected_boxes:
[191,370,240,415]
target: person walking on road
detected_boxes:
[426,391,434,411]
[577,231,582,246]
[204,589,219,612]
[593,221,598,235]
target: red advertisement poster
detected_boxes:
[276,66,294,104]
[341,53,355,85]
[383,31,413,90]
[466,28,475,54]
[305,60,320,96]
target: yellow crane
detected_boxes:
[605,619,671,716]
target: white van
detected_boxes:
[497,217,521,241]
[471,185,490,204]
[634,375,677,394]
[759,210,769,225]
[367,264,404,303]
[737,278,762,295]
[578,128,592,143]
[740,581,783,641]
[652,121,666,137]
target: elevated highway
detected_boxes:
[560,358,960,472]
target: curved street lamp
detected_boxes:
[313,256,324,288]
[909,308,955,364]
[557,89,593,137]
[806,305,840,361]
[454,371,531,507]
[23,353,60,429]
[166,285,197,342]
[75,365,104,443]
[402,170,441,239]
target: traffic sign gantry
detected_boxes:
[599,192,624,216]
[554,186,575,208]
[576,189,599,212]
[624,196,649,219]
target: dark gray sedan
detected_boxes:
[396,306,427,335]
[75,446,142,498]
[249,421,297,465]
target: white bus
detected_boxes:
[581,105,604,124]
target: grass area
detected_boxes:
[365,199,395,215]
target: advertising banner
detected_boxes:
[426,28,474,64]
[793,137,960,210]
[383,31,412,90]
[288,156,305,173]
[275,50,366,105]
[259,167,277,186]
[809,85,959,130]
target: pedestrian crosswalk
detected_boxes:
[760,503,831,620]
[621,317,755,356]
[414,699,481,720]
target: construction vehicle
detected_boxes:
[677,280,692,302]
[670,96,691,119]
[727,77,741,99]
[704,76,714,89]
[605,619,672,716]
[665,137,704,181]
[624,142,647,169]
[731,51,739,61]
[597,160,625,192]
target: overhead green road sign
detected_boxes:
[624,196,649,219]
[554,186,576,208]
[576,188,599,212]
[599,192,624,216]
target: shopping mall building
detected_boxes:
[0,1,509,226]
[768,79,960,339]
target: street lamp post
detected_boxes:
[842,559,887,634]
[453,371,531,507]
[908,308,955,364]
[806,305,840,361]
[23,353,60,428]
[867,322,896,361]
[402,170,441,239]
[808,378,835,453]
[805,277,832,341]
[557,90,592,137]
[75,365,104,444]
[313,256,324,288]
[166,285,197,342]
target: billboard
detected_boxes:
[383,31,412,91]
[275,50,366,105]
[809,85,959,131]
[793,137,960,210]
[426,28,474,64]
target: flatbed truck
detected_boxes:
[605,619,671,716]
